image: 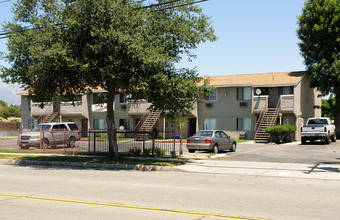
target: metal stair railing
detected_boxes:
[134,110,162,141]
[254,98,281,143]
[254,98,268,140]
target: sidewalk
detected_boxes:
[175,159,340,180]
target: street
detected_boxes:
[0,141,340,219]
[0,161,340,220]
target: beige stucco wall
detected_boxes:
[197,87,255,139]
[292,76,322,140]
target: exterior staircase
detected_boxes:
[37,104,60,124]
[41,111,60,123]
[134,110,162,141]
[254,99,281,143]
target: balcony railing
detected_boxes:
[60,102,82,115]
[127,102,152,115]
[31,103,53,116]
[253,95,294,114]
[280,95,294,112]
[252,95,269,114]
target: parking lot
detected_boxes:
[183,141,340,164]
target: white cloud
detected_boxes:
[0,81,22,105]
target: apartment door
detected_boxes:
[188,118,196,137]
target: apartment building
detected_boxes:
[198,71,321,140]
[18,71,321,140]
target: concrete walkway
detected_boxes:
[175,159,340,180]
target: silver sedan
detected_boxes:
[186,130,236,154]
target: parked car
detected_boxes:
[19,122,80,149]
[301,117,336,144]
[186,130,236,153]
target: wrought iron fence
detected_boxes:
[15,129,178,157]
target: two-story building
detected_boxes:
[198,71,321,140]
[18,71,321,140]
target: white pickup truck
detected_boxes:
[301,117,336,144]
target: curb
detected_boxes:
[1,159,177,171]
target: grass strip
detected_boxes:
[0,154,186,166]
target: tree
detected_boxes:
[0,100,8,109]
[173,116,187,156]
[322,96,335,119]
[1,0,216,156]
[297,0,340,135]
[0,104,21,119]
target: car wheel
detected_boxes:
[43,139,49,149]
[325,136,331,144]
[188,149,195,153]
[212,145,219,154]
[230,142,236,152]
[68,137,76,148]
[301,137,306,145]
[331,134,336,142]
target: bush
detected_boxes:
[143,148,152,157]
[128,147,141,156]
[154,147,166,157]
[266,124,296,144]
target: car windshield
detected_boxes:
[67,124,79,130]
[307,119,328,125]
[193,131,213,137]
[32,124,52,131]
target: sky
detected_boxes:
[0,0,307,105]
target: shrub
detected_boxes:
[143,148,152,157]
[266,124,296,144]
[128,147,141,156]
[154,147,166,157]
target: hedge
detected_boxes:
[265,124,296,144]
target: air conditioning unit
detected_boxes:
[239,102,247,107]
[121,104,127,109]
[206,103,213,108]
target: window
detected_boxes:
[119,93,127,104]
[237,87,251,100]
[278,87,294,96]
[119,119,131,130]
[237,118,251,131]
[205,89,217,101]
[203,118,216,130]
[93,119,105,130]
[282,118,290,125]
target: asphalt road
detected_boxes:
[1,163,340,220]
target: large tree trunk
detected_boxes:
[335,91,340,138]
[107,90,119,157]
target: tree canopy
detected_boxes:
[0,100,21,119]
[322,96,335,119]
[1,0,216,156]
[297,0,340,134]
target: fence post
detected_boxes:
[152,131,155,156]
[173,132,176,155]
[88,131,90,153]
[17,128,20,152]
[93,132,96,155]
[63,130,66,153]
[142,132,145,155]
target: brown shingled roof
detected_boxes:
[200,71,305,87]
